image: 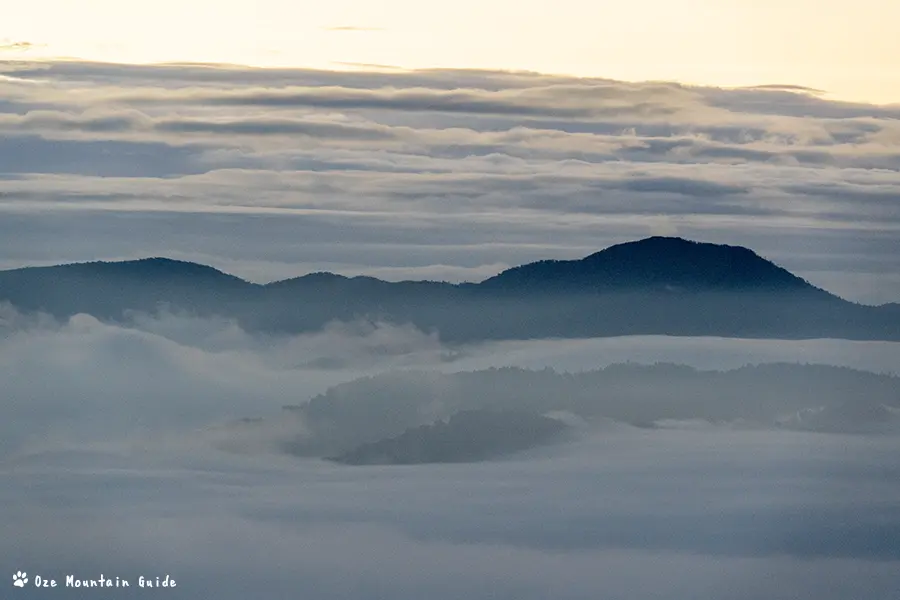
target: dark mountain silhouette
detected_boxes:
[480,237,820,294]
[328,409,570,465]
[0,257,251,318]
[0,237,897,341]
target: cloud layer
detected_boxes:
[2,308,900,598]
[6,426,900,600]
[3,306,899,458]
[0,61,898,303]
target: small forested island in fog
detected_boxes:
[329,409,571,465]
[238,362,900,464]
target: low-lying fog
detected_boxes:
[2,306,899,598]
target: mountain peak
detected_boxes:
[85,257,240,280]
[5,256,243,282]
[481,237,818,294]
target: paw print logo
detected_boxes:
[13,571,28,587]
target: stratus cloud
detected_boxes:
[2,296,900,599]
[0,306,455,458]
[4,428,900,600]
[4,302,899,457]
[0,40,36,53]
[0,60,898,303]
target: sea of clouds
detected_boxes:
[2,309,900,598]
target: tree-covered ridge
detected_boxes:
[268,363,900,463]
[1,237,897,342]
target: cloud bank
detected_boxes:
[0,61,897,303]
[5,426,900,599]
[3,305,899,458]
[1,307,899,598]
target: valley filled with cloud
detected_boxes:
[2,306,900,598]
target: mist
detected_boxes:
[2,308,900,598]
[3,307,898,459]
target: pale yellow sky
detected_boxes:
[3,0,899,103]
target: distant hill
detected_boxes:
[0,237,897,341]
[0,257,251,318]
[223,362,900,463]
[480,237,821,294]
[278,363,900,460]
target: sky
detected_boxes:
[3,0,900,104]
[1,3,899,305]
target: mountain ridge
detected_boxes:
[0,237,896,341]
[0,236,844,296]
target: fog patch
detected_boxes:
[4,430,900,599]
[0,307,450,459]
